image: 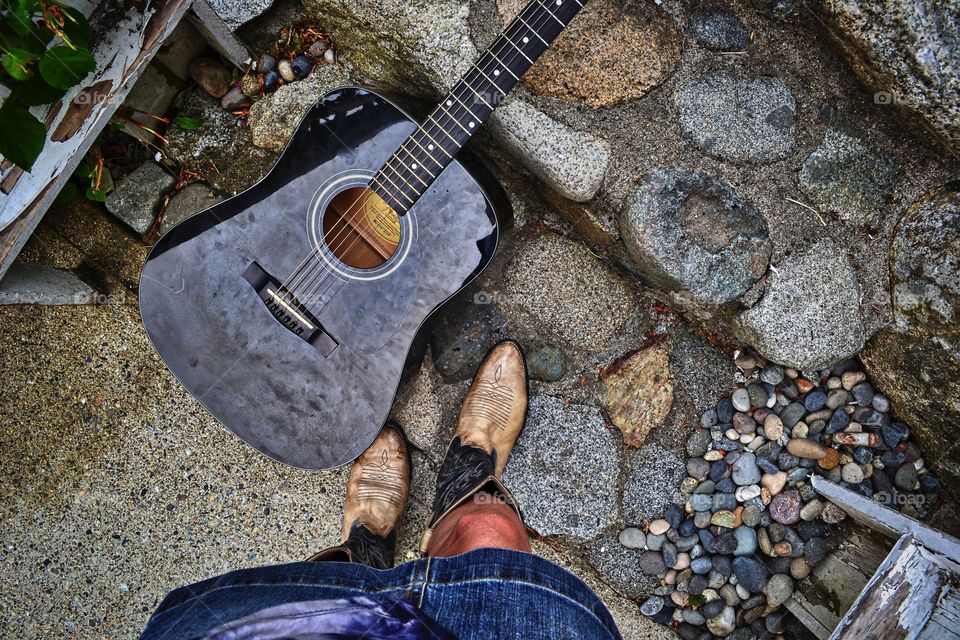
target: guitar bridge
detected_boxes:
[242,261,338,356]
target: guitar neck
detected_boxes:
[371,0,586,214]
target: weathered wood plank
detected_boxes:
[833,535,960,640]
[0,0,193,280]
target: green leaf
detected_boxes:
[2,48,39,81]
[85,184,108,201]
[59,7,92,50]
[75,160,95,178]
[54,180,78,204]
[9,73,68,106]
[9,5,36,36]
[175,115,202,130]
[0,103,46,171]
[38,45,95,89]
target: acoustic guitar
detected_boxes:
[139,0,586,469]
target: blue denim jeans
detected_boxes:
[141,548,622,640]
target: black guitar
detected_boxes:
[139,0,586,469]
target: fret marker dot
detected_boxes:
[556,0,562,4]
[494,69,500,76]
[523,36,529,43]
[469,122,475,128]
[446,100,453,107]
[411,164,418,170]
[428,144,435,150]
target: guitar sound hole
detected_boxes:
[322,187,400,269]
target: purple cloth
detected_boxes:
[199,595,455,640]
[203,596,456,640]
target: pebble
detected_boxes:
[763,414,784,441]
[733,412,757,434]
[818,448,840,470]
[820,503,847,524]
[262,70,280,92]
[323,48,336,64]
[733,526,758,556]
[796,378,815,394]
[841,462,865,484]
[291,54,312,79]
[736,485,761,502]
[701,408,719,428]
[717,398,734,423]
[804,390,828,411]
[872,394,890,412]
[790,558,811,579]
[747,384,769,408]
[674,552,691,571]
[646,533,665,551]
[786,438,828,460]
[741,505,762,527]
[766,574,794,607]
[799,499,824,521]
[841,371,866,390]
[760,471,787,496]
[732,557,768,593]
[618,527,646,549]
[780,403,806,428]
[702,597,726,620]
[258,52,277,73]
[687,458,710,480]
[706,606,737,637]
[278,59,295,82]
[769,489,802,524]
[732,388,751,412]
[691,556,713,574]
[649,519,671,536]
[710,533,738,555]
[220,86,249,111]
[640,595,665,616]
[732,453,761,485]
[720,584,740,606]
[686,429,712,457]
[760,366,784,385]
[711,510,738,528]
[882,422,908,448]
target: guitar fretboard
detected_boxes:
[370,0,586,214]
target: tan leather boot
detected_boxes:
[420,340,528,553]
[309,422,410,569]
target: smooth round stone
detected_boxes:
[853,446,873,465]
[720,583,740,606]
[732,388,751,412]
[760,366,784,385]
[767,574,794,606]
[779,377,799,400]
[732,453,761,485]
[262,70,280,92]
[746,434,764,448]
[761,471,787,496]
[708,460,728,482]
[291,54,312,79]
[841,462,865,484]
[640,551,666,575]
[756,456,779,475]
[671,590,689,608]
[717,398,734,423]
[882,422,908,449]
[873,394,890,412]
[694,511,713,529]
[686,429,712,457]
[715,476,736,493]
[277,59,295,82]
[714,493,737,511]
[649,518,671,536]
[708,569,727,590]
[694,479,716,494]
[788,558,810,580]
[673,552,690,571]
[640,595,665,616]
[778,452,799,470]
[701,408,719,428]
[828,408,850,433]
[748,384,769,408]
[821,502,847,524]
[323,48,336,64]
[826,388,848,410]
[678,518,698,537]
[733,412,757,434]
[770,489,802,524]
[677,534,699,552]
[733,557,768,593]
[725,427,741,441]
[619,527,647,549]
[799,499,823,521]
[804,390,828,411]
[711,510,738,528]
[702,596,726,619]
[710,532,738,554]
[733,526,758,556]
[680,477,699,494]
[665,504,684,530]
[786,438,828,460]
[780,402,806,428]
[258,52,277,72]
[681,608,706,625]
[763,414,784,441]
[735,484,761,502]
[851,383,874,406]
[706,606,736,638]
[741,505,762,527]
[662,541,679,566]
[691,555,713,575]
[646,532,666,551]
[686,459,710,482]
[796,378,815,394]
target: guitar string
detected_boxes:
[288,1,566,306]
[274,0,577,306]
[282,0,567,302]
[295,0,577,303]
[294,1,564,306]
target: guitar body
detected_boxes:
[139,87,503,469]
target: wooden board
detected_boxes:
[832,535,960,640]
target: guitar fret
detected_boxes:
[371,0,586,214]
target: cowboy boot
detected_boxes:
[309,423,411,569]
[420,339,528,553]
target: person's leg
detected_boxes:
[421,340,530,555]
[427,494,530,556]
[309,422,411,569]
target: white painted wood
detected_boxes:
[189,0,253,68]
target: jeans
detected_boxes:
[141,548,622,640]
